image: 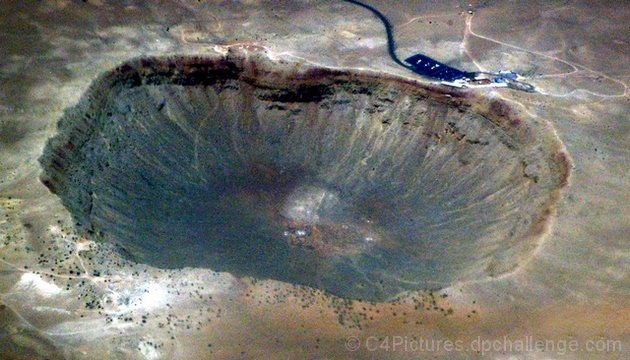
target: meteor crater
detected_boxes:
[40,51,569,301]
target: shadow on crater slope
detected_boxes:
[39,50,569,301]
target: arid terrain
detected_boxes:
[0,1,628,359]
